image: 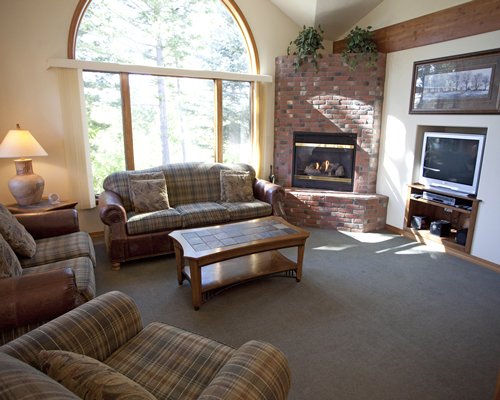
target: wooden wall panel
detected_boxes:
[332,0,500,54]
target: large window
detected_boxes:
[73,0,257,193]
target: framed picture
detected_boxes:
[409,48,500,114]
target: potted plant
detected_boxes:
[341,26,378,70]
[287,25,325,71]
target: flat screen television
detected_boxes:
[419,132,485,196]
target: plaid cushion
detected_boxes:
[19,232,96,269]
[176,202,230,228]
[126,208,182,236]
[104,322,235,400]
[222,200,272,221]
[199,340,291,400]
[22,257,96,302]
[0,291,142,368]
[0,352,79,399]
[103,167,163,212]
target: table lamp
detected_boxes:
[0,124,48,206]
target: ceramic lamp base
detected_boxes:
[8,159,45,206]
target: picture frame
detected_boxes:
[409,48,500,114]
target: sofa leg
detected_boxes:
[111,262,121,271]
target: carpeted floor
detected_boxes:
[93,229,500,400]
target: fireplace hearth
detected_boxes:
[292,132,356,191]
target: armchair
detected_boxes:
[0,207,96,345]
[0,291,291,399]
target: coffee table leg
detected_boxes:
[173,242,184,285]
[295,244,305,282]
[189,261,202,310]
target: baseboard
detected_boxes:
[385,224,500,274]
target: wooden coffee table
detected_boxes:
[169,216,310,310]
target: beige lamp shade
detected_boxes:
[0,125,48,158]
[0,124,48,206]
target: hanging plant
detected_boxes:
[287,25,325,71]
[341,25,378,71]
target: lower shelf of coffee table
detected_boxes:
[182,250,296,293]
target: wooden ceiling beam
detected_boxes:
[332,0,500,54]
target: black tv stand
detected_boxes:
[404,184,481,254]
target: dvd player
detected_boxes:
[422,191,456,206]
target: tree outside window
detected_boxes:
[76,0,253,193]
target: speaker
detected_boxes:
[455,228,468,245]
[411,215,428,230]
[430,220,451,237]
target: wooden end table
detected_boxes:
[169,216,310,310]
[6,198,78,214]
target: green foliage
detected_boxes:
[341,26,378,71]
[287,25,324,71]
[76,0,252,193]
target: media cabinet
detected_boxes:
[404,184,480,254]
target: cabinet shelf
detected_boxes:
[404,184,480,254]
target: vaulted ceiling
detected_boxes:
[269,0,383,41]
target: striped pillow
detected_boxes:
[0,233,22,278]
[39,350,156,399]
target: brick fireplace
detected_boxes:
[274,54,388,231]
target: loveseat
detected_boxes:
[0,290,291,399]
[99,162,285,269]
[0,206,96,345]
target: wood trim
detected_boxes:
[223,0,260,74]
[385,224,500,274]
[333,0,500,54]
[68,0,91,59]
[47,59,272,83]
[119,73,134,170]
[68,0,261,76]
[214,80,223,162]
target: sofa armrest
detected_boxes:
[199,340,291,400]
[98,190,127,226]
[15,209,80,239]
[253,179,286,217]
[0,291,143,368]
[0,268,79,331]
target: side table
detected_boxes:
[6,198,78,214]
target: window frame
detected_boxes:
[67,0,262,171]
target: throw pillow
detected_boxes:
[220,170,254,202]
[129,178,170,213]
[38,350,157,400]
[0,203,36,258]
[0,352,79,399]
[0,233,23,278]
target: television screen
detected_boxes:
[420,132,485,195]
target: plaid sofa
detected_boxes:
[99,162,285,269]
[0,291,291,400]
[0,209,96,345]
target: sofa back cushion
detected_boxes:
[103,162,256,211]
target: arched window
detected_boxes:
[69,0,260,193]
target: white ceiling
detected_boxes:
[269,0,383,40]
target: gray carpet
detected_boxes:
[93,229,500,400]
